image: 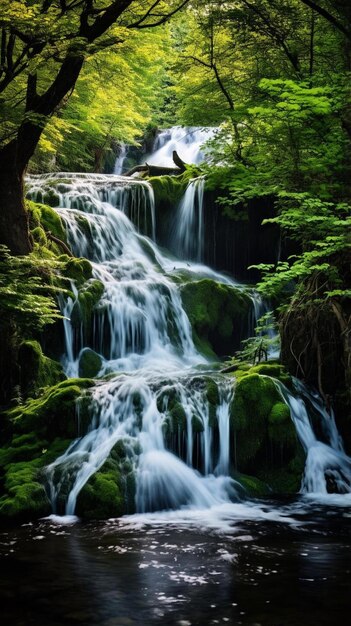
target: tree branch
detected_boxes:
[299,0,351,40]
[128,0,189,30]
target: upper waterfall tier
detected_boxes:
[144,126,215,168]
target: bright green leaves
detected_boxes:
[0,246,63,332]
[250,79,333,120]
[34,26,171,171]
[252,193,351,304]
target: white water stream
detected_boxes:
[144,126,214,168]
[25,129,351,519]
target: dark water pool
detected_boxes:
[1,498,351,626]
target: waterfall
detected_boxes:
[144,126,214,168]
[27,173,241,515]
[280,380,351,495]
[46,372,239,515]
[171,177,205,262]
[114,143,127,175]
[26,171,351,517]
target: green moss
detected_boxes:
[0,459,51,521]
[78,348,102,378]
[64,258,93,286]
[268,401,296,446]
[181,279,251,357]
[31,226,48,246]
[27,200,67,243]
[0,378,94,523]
[258,450,305,494]
[18,340,65,399]
[191,415,204,433]
[149,174,190,206]
[76,456,125,520]
[206,379,219,406]
[169,402,187,430]
[70,279,104,341]
[246,363,292,387]
[233,472,270,496]
[268,401,291,424]
[231,374,280,430]
[8,378,94,439]
[231,373,303,482]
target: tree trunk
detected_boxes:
[0,141,32,254]
[0,53,85,255]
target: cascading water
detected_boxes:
[170,177,205,262]
[144,126,214,168]
[26,171,243,516]
[25,135,351,518]
[114,143,127,175]
[282,381,351,496]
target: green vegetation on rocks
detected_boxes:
[76,440,136,519]
[78,349,103,378]
[0,378,94,522]
[27,200,67,244]
[18,340,65,399]
[149,174,190,208]
[181,279,252,357]
[230,369,302,492]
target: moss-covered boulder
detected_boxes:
[230,372,303,492]
[0,459,51,521]
[76,441,136,519]
[149,174,189,207]
[27,200,67,244]
[233,472,270,497]
[181,279,252,357]
[148,172,194,242]
[18,340,66,399]
[78,349,103,378]
[64,257,93,286]
[0,379,94,523]
[7,378,94,439]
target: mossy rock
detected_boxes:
[31,226,48,246]
[70,279,104,346]
[7,378,94,440]
[231,374,282,430]
[64,257,93,286]
[0,377,94,523]
[149,174,190,207]
[0,459,51,521]
[231,373,303,486]
[206,378,220,406]
[76,456,126,520]
[18,340,66,399]
[27,200,67,243]
[169,402,187,430]
[258,450,305,494]
[244,363,292,387]
[181,279,252,357]
[78,349,102,378]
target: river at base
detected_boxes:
[1,498,351,625]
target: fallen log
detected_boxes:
[172,150,187,172]
[124,150,188,177]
